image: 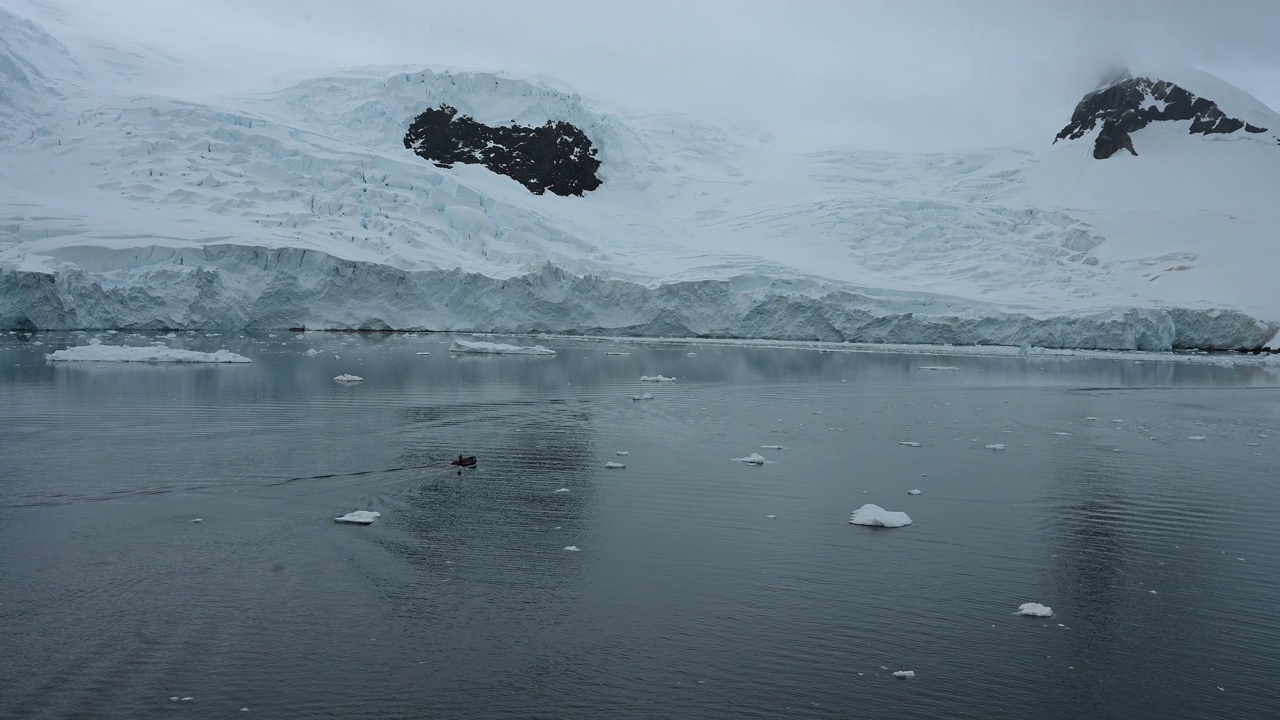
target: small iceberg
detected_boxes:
[766,514,777,519]
[416,351,431,356]
[629,392,655,401]
[305,348,320,356]
[639,375,676,382]
[892,670,915,679]
[898,441,921,447]
[985,443,1007,451]
[616,451,629,456]
[849,504,913,528]
[604,351,630,356]
[1017,602,1053,617]
[1187,436,1207,441]
[554,488,571,493]
[449,340,555,355]
[907,489,921,496]
[333,374,363,383]
[734,453,767,465]
[760,445,787,450]
[334,510,381,525]
[605,461,626,469]
[564,546,581,552]
[45,345,251,363]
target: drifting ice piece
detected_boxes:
[892,670,916,679]
[734,453,767,465]
[605,461,626,469]
[450,340,555,355]
[45,345,251,363]
[639,375,675,382]
[849,504,913,528]
[334,510,381,525]
[629,392,654,401]
[985,443,1008,451]
[1017,602,1054,617]
[333,374,363,383]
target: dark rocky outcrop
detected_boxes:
[403,105,602,196]
[1055,76,1268,158]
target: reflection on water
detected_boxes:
[1,332,1278,719]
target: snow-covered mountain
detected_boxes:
[1,8,1278,350]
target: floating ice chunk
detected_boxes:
[687,352,698,357]
[416,352,431,356]
[616,451,629,456]
[333,374,363,383]
[1085,417,1098,421]
[766,514,777,519]
[1053,432,1072,436]
[88,337,102,345]
[734,453,767,465]
[180,697,194,701]
[605,461,626,469]
[564,546,580,552]
[985,444,1007,451]
[170,697,180,701]
[1187,436,1207,441]
[849,504,913,528]
[554,488,570,493]
[629,392,654,401]
[46,345,251,363]
[334,510,381,525]
[907,489,921,496]
[305,348,320,356]
[604,351,630,356]
[1017,603,1053,617]
[760,445,787,450]
[450,340,555,355]
[892,670,915,679]
[191,518,203,523]
[241,708,249,712]
[898,441,921,447]
[919,366,959,371]
[639,375,675,382]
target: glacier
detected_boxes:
[1,8,1278,350]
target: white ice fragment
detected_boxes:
[1054,432,1072,436]
[629,392,654,401]
[46,345,251,363]
[1187,436,1207,441]
[616,451,629,456]
[766,514,777,519]
[907,489,921,495]
[416,351,431,355]
[450,339,554,355]
[241,708,249,712]
[334,510,381,525]
[603,351,630,356]
[985,443,1008,451]
[1085,417,1098,421]
[849,504,913,528]
[305,348,320,356]
[687,352,698,357]
[88,337,102,345]
[169,697,180,701]
[892,670,915,679]
[191,518,203,523]
[180,697,193,701]
[898,441,921,447]
[564,546,580,552]
[333,374,363,383]
[919,366,959,371]
[605,461,626,469]
[733,453,767,465]
[639,375,675,382]
[1017,602,1053,617]
[554,488,570,493]
[760,445,787,450]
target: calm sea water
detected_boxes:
[1,332,1278,719]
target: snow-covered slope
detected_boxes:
[1,9,1278,350]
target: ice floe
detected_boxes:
[1187,436,1207,441]
[639,375,676,382]
[919,366,959,371]
[416,351,431,355]
[760,445,787,450]
[616,451,629,455]
[898,441,921,447]
[334,510,381,525]
[449,340,555,355]
[892,670,916,679]
[849,504,913,528]
[907,489,922,495]
[629,392,654,401]
[766,514,777,519]
[1017,603,1054,617]
[564,546,580,552]
[605,461,626,469]
[554,488,570,493]
[985,443,1008,451]
[45,345,251,363]
[305,348,320,356]
[733,453,767,465]
[333,374,363,383]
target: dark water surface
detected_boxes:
[2,332,1278,719]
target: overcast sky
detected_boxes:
[13,0,1280,152]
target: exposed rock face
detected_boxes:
[403,105,602,196]
[1055,76,1268,159]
